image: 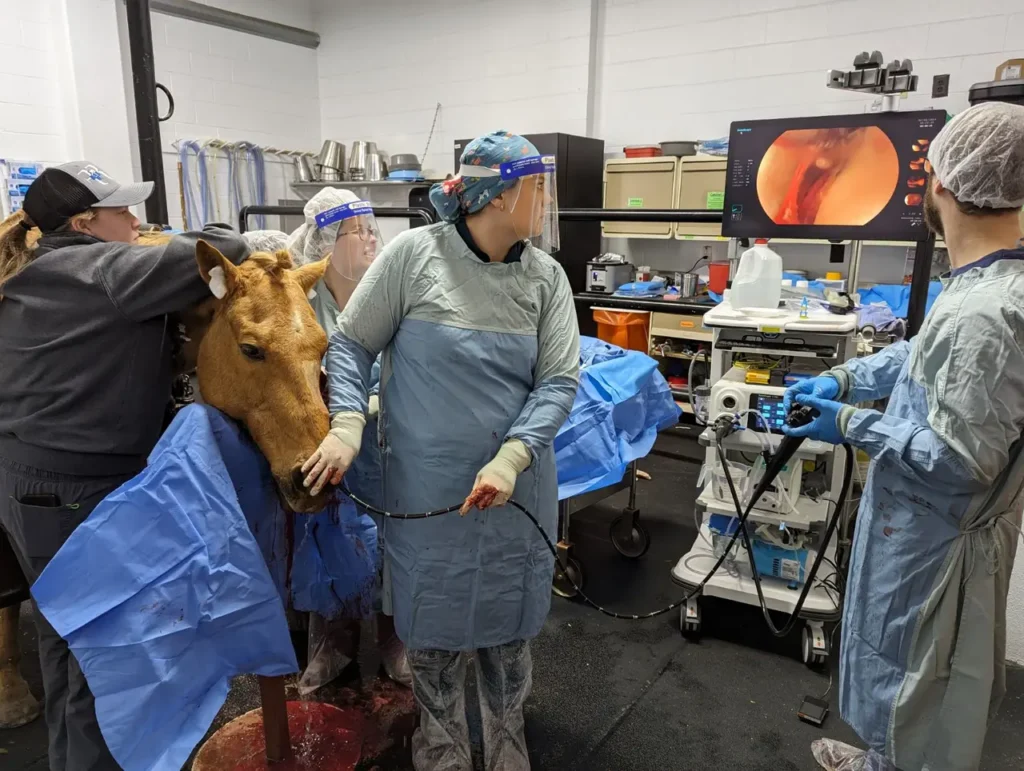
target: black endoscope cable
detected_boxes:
[340,412,853,625]
[714,438,852,637]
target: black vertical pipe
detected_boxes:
[906,237,935,337]
[125,0,168,225]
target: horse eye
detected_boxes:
[240,343,265,361]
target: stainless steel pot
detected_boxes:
[366,151,383,181]
[390,153,420,171]
[293,154,317,183]
[348,140,377,181]
[317,166,342,182]
[317,140,345,173]
[301,154,317,181]
[679,272,699,297]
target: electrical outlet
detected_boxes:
[932,74,950,98]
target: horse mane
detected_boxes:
[245,249,293,282]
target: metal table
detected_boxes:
[552,459,646,598]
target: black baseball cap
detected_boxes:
[23,161,155,233]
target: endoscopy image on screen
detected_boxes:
[723,110,947,242]
[756,127,898,226]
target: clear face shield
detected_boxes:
[463,155,559,253]
[315,200,383,284]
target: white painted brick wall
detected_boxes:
[598,0,1024,152]
[0,0,68,163]
[315,0,593,178]
[153,1,321,229]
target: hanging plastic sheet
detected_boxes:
[31,405,379,771]
[555,336,680,499]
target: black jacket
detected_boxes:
[0,225,248,475]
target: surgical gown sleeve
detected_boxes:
[829,340,911,403]
[326,237,410,417]
[505,264,580,459]
[845,307,1024,490]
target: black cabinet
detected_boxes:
[454,133,604,295]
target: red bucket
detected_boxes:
[708,262,729,295]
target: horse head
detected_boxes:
[194,240,331,513]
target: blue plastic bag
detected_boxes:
[32,406,298,771]
[32,405,379,771]
[858,281,943,318]
[555,337,680,499]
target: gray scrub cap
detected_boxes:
[927,102,1024,209]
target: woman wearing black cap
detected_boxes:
[0,161,248,771]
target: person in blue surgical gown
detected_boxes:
[783,102,1024,771]
[302,131,580,770]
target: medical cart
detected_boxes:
[671,303,858,668]
[552,460,643,598]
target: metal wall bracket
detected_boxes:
[146,0,320,49]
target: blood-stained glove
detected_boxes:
[301,413,365,496]
[460,439,532,515]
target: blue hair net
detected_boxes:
[429,130,539,222]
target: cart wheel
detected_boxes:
[680,599,702,639]
[801,623,829,669]
[552,557,584,599]
[610,513,650,559]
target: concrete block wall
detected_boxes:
[0,1,70,164]
[151,2,321,229]
[315,0,594,178]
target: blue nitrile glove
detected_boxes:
[782,375,840,414]
[782,394,845,445]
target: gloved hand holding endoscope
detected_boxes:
[781,395,846,445]
[782,374,841,413]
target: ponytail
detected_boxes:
[0,211,37,293]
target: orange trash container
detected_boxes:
[593,309,650,352]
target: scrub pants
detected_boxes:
[408,640,532,771]
[0,457,133,771]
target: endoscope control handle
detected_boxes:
[785,404,820,429]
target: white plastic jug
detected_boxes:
[731,239,783,311]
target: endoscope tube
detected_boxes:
[715,438,853,637]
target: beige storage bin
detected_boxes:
[603,157,679,239]
[675,156,727,239]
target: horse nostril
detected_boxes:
[291,466,306,492]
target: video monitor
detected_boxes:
[722,110,948,242]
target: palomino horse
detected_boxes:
[1,224,330,728]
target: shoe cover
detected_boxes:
[812,739,897,771]
[380,634,413,688]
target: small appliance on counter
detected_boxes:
[587,253,634,294]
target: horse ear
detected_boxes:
[196,239,239,300]
[292,256,328,297]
